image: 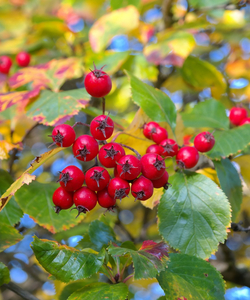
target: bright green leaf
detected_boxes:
[68,282,129,300]
[89,6,139,52]
[31,236,105,282]
[89,220,117,251]
[181,98,229,130]
[158,172,231,259]
[108,243,168,280]
[126,71,177,133]
[0,262,10,286]
[157,253,225,300]
[189,0,228,9]
[27,89,90,126]
[181,56,226,99]
[214,158,242,222]
[111,0,141,10]
[0,169,23,226]
[207,125,250,159]
[0,222,23,252]
[15,181,84,234]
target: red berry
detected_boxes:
[0,56,12,74]
[52,187,74,214]
[97,188,116,210]
[49,124,76,147]
[131,176,153,201]
[140,153,165,180]
[146,144,163,155]
[99,142,125,168]
[84,63,112,98]
[152,127,168,144]
[151,171,169,189]
[72,135,99,162]
[116,155,142,181]
[85,166,110,191]
[194,132,215,153]
[58,165,84,192]
[108,177,130,202]
[229,107,248,126]
[176,146,199,169]
[240,117,250,126]
[16,51,31,67]
[73,187,97,217]
[160,139,178,157]
[143,122,160,140]
[90,115,114,140]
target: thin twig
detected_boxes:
[118,144,141,159]
[123,274,134,283]
[3,282,39,300]
[102,97,105,115]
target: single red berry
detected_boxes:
[84,63,112,98]
[85,166,110,191]
[240,117,250,126]
[151,171,169,189]
[0,56,12,74]
[176,146,199,169]
[73,187,97,217]
[140,153,165,180]
[116,155,142,181]
[52,187,74,214]
[108,177,130,202]
[57,165,84,192]
[194,131,215,153]
[49,124,76,147]
[146,144,163,156]
[72,135,99,162]
[97,188,116,210]
[16,51,31,67]
[160,139,178,157]
[152,127,168,144]
[143,122,160,140]
[131,176,153,201]
[99,142,125,168]
[229,107,248,126]
[90,115,114,140]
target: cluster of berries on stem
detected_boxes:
[229,106,250,126]
[0,52,31,74]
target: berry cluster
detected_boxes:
[229,106,250,126]
[0,52,31,74]
[51,63,216,218]
[143,121,215,169]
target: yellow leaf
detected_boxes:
[141,188,164,209]
[0,140,22,160]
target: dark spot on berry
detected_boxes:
[75,146,91,161]
[133,190,145,201]
[95,116,113,138]
[90,170,105,187]
[71,205,89,218]
[161,142,175,153]
[117,160,137,176]
[115,188,129,202]
[104,145,119,160]
[57,171,73,186]
[48,130,64,147]
[153,156,165,171]
[54,206,61,214]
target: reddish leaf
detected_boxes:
[139,241,169,260]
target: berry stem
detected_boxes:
[118,143,141,159]
[119,257,131,281]
[72,122,90,128]
[112,131,147,142]
[102,265,116,284]
[123,274,134,283]
[102,97,105,115]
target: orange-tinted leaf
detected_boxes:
[0,147,63,211]
[9,58,83,92]
[0,141,22,160]
[132,21,154,44]
[139,241,169,260]
[140,188,163,209]
[89,5,140,52]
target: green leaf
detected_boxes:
[207,125,250,159]
[0,222,23,252]
[89,220,117,251]
[181,98,229,130]
[0,262,10,286]
[27,89,90,126]
[157,253,225,300]
[31,236,105,282]
[15,181,84,234]
[126,71,177,133]
[214,158,242,222]
[181,56,226,99]
[108,243,168,280]
[111,0,141,10]
[189,0,228,9]
[158,172,231,259]
[68,282,129,300]
[0,169,23,226]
